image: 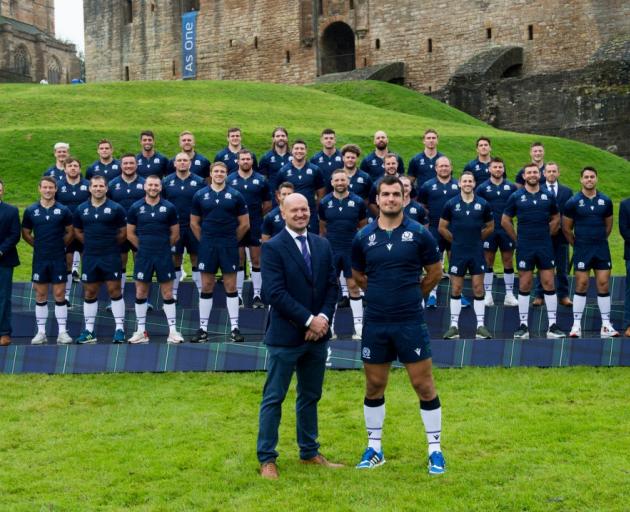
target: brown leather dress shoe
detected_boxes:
[625,326,630,338]
[0,335,10,346]
[300,454,344,468]
[559,297,573,307]
[260,461,279,480]
[532,297,544,307]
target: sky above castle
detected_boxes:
[55,0,84,53]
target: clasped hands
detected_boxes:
[305,314,329,342]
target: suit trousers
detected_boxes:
[625,260,630,329]
[257,341,328,463]
[0,266,14,336]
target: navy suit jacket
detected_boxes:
[0,202,20,268]
[546,182,572,246]
[619,198,630,260]
[261,228,339,347]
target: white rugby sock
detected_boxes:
[572,293,587,327]
[251,268,262,298]
[339,274,349,298]
[544,291,557,325]
[484,271,493,294]
[474,297,485,327]
[364,397,385,452]
[420,396,442,455]
[226,293,240,330]
[135,300,148,332]
[518,292,529,325]
[83,299,98,332]
[111,296,125,330]
[55,301,68,333]
[504,269,515,294]
[236,269,245,299]
[598,294,611,324]
[173,268,182,299]
[163,299,177,334]
[199,293,213,331]
[35,302,48,334]
[449,295,461,327]
[350,296,363,332]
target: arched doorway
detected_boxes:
[320,22,355,75]
[47,56,61,84]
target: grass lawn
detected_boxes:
[1,80,630,281]
[0,367,628,511]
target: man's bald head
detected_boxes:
[282,193,311,233]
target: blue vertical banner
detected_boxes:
[181,10,198,80]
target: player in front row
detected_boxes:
[261,182,294,242]
[319,168,367,339]
[439,172,494,339]
[126,175,184,344]
[502,163,565,339]
[162,152,205,300]
[352,175,445,474]
[190,162,250,343]
[563,167,619,337]
[475,157,518,306]
[73,176,128,344]
[22,177,74,344]
[228,149,272,308]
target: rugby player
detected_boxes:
[359,130,405,182]
[368,152,401,218]
[258,127,291,199]
[261,182,294,242]
[43,142,70,181]
[22,177,73,344]
[400,175,428,225]
[86,139,121,182]
[136,130,169,178]
[352,175,445,474]
[407,129,444,189]
[168,131,211,178]
[439,172,494,339]
[214,127,258,174]
[463,137,493,184]
[310,128,343,190]
[563,167,619,337]
[190,162,250,343]
[514,141,546,187]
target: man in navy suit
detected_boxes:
[533,162,573,307]
[0,180,20,346]
[257,193,341,480]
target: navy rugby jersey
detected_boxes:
[360,151,405,182]
[107,175,146,213]
[408,151,444,188]
[191,186,248,247]
[310,150,343,189]
[22,201,72,259]
[476,178,517,232]
[126,198,178,252]
[258,150,291,193]
[43,165,65,181]
[563,191,613,245]
[417,177,460,229]
[226,171,271,219]
[352,217,440,322]
[167,152,211,179]
[214,148,259,174]
[86,159,121,182]
[55,178,91,213]
[441,196,493,249]
[276,162,324,209]
[503,188,558,241]
[463,158,492,184]
[73,199,126,256]
[261,206,285,238]
[136,152,169,178]
[404,200,428,225]
[318,192,367,251]
[161,172,205,228]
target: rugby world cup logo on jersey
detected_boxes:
[367,233,377,247]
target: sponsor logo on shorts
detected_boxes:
[519,260,526,269]
[137,272,144,280]
[577,261,585,269]
[451,265,458,274]
[198,263,205,270]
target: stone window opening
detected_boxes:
[486,27,492,39]
[14,46,31,76]
[47,57,61,84]
[428,38,433,53]
[181,0,200,12]
[375,38,381,50]
[124,66,130,81]
[349,0,354,9]
[317,0,323,16]
[285,51,291,64]
[528,24,533,40]
[123,0,133,24]
[254,36,258,49]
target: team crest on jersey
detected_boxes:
[33,273,39,281]
[357,177,364,183]
[153,158,160,164]
[486,186,492,192]
[231,179,238,185]
[253,179,260,185]
[191,181,197,186]
[53,208,61,215]
[195,160,201,165]
[80,185,87,191]
[504,185,511,190]
[198,263,205,270]
[203,193,210,200]
[455,203,461,211]
[274,214,280,222]
[104,207,111,214]
[431,184,437,190]
[483,241,490,249]
[401,231,413,242]
[286,170,292,177]
[519,260,526,268]
[520,195,527,202]
[33,209,40,216]
[225,193,232,199]
[362,347,371,359]
[223,155,229,160]
[348,200,355,207]
[335,156,342,162]
[159,206,166,212]
[577,261,585,269]
[367,233,377,247]
[61,186,67,192]
[578,199,584,207]
[451,184,458,190]
[597,199,605,206]
[541,194,548,200]
[420,158,425,165]
[112,165,119,170]
[474,203,482,210]
[306,169,312,175]
[451,265,458,273]
[83,208,89,215]
[270,156,276,163]
[327,201,333,208]
[410,207,417,214]
[140,206,146,213]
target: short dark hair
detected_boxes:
[477,136,491,146]
[237,148,252,159]
[523,162,540,172]
[120,152,137,162]
[39,176,58,188]
[64,156,81,168]
[581,166,597,177]
[531,141,544,148]
[140,130,154,139]
[321,128,336,136]
[460,171,475,181]
[145,174,162,182]
[490,157,504,165]
[277,181,294,191]
[331,168,347,177]
[97,139,112,148]
[383,152,399,162]
[90,175,107,185]
[377,174,403,195]
[341,144,361,157]
[292,139,307,149]
[227,127,241,135]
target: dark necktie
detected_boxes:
[550,184,556,197]
[296,235,312,275]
